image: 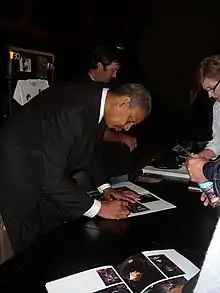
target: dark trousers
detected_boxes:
[0,200,65,254]
[1,208,42,254]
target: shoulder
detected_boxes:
[44,80,103,104]
[65,79,104,95]
[213,101,220,110]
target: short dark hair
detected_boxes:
[199,55,220,82]
[111,83,152,114]
[90,45,124,69]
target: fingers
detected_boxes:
[121,191,140,200]
[99,201,130,220]
[118,209,130,219]
[129,138,137,152]
[121,200,129,207]
[104,189,139,202]
[130,144,137,152]
[110,190,139,203]
[200,193,210,206]
[116,194,136,203]
[116,201,130,219]
[121,193,139,203]
[200,193,206,201]
[204,198,210,206]
[118,213,130,219]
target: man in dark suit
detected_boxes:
[0,81,152,253]
[87,45,137,152]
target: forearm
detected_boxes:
[103,128,125,143]
[203,159,220,196]
[44,178,97,219]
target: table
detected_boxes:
[0,179,218,293]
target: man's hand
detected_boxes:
[185,154,208,182]
[98,200,130,220]
[103,187,140,203]
[201,192,210,206]
[103,129,137,151]
[121,135,137,152]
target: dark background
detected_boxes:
[0,0,219,143]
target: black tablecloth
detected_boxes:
[0,179,218,293]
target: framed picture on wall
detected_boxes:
[9,46,55,84]
[6,46,55,117]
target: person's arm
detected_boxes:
[41,109,132,220]
[186,155,220,205]
[41,109,99,219]
[185,155,209,183]
[103,128,137,151]
[86,141,139,203]
[203,159,220,196]
[103,128,126,142]
[85,138,111,192]
[199,102,220,159]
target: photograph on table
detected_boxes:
[115,253,165,293]
[134,173,164,184]
[111,182,176,217]
[97,268,122,286]
[144,276,188,293]
[95,283,130,293]
[45,249,199,293]
[128,202,150,213]
[147,255,185,278]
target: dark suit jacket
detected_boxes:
[0,80,107,220]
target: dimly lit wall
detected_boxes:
[0,28,91,120]
[1,1,219,142]
[138,1,220,139]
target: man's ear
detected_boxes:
[118,96,131,107]
[97,62,104,72]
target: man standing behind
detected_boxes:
[87,45,138,152]
[0,81,151,253]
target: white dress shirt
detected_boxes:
[84,88,111,218]
[205,101,220,157]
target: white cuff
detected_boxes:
[83,200,101,218]
[97,183,111,193]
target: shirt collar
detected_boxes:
[99,88,109,123]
